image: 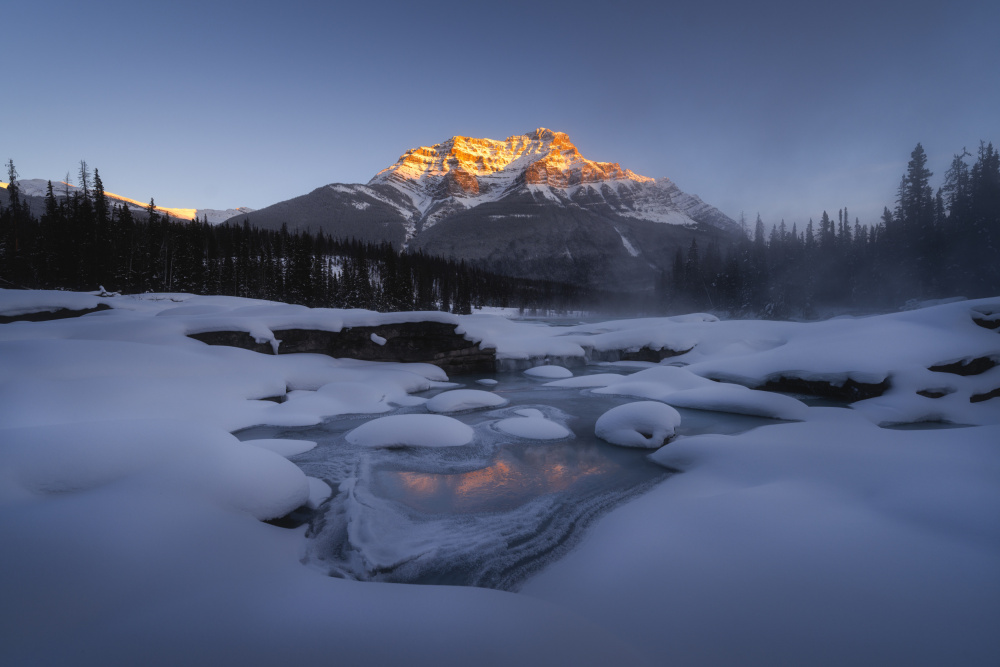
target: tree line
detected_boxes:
[2,141,998,317]
[0,161,593,313]
[661,142,1000,317]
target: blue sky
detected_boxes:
[4,0,998,226]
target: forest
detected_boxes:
[663,142,1000,316]
[1,142,998,317]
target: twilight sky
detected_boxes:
[4,0,998,226]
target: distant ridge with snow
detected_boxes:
[1,179,253,224]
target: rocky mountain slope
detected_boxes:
[228,129,739,288]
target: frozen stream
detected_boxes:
[237,366,782,590]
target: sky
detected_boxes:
[3,0,998,226]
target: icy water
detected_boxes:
[237,365,781,591]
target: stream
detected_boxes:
[236,364,783,591]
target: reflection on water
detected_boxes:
[376,442,618,514]
[246,365,789,590]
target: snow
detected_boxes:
[589,367,808,420]
[305,476,332,509]
[594,401,681,448]
[1,288,998,667]
[369,332,387,345]
[524,364,574,379]
[495,409,573,440]
[425,389,508,413]
[346,414,475,448]
[525,409,1000,666]
[245,438,318,457]
[476,378,499,386]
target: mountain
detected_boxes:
[0,179,252,224]
[241,128,741,288]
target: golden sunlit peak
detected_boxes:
[371,128,654,197]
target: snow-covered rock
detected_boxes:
[425,389,508,413]
[345,414,474,448]
[495,409,572,440]
[524,364,574,379]
[595,401,681,448]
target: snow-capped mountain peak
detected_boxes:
[364,129,733,235]
[372,128,652,194]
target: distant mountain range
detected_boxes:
[225,129,740,288]
[0,179,253,224]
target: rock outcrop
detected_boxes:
[190,321,496,374]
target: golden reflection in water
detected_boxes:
[390,445,618,512]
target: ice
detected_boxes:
[346,414,475,448]
[595,401,681,448]
[425,389,508,413]
[524,364,574,379]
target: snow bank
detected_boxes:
[595,401,681,448]
[2,288,998,667]
[0,420,309,520]
[525,410,1000,666]
[346,414,475,448]
[425,389,508,413]
[588,366,808,419]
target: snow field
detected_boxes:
[1,289,999,666]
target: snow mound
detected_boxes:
[346,414,475,448]
[476,378,499,386]
[495,409,572,440]
[524,365,574,379]
[595,401,681,448]
[0,420,308,521]
[425,389,508,413]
